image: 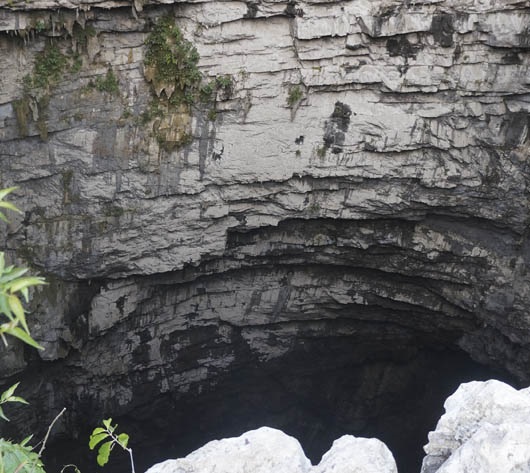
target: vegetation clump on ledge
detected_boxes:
[144,15,202,106]
[87,68,120,95]
[141,15,235,150]
[24,42,68,91]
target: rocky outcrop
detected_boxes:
[422,380,530,473]
[146,427,397,473]
[0,0,529,471]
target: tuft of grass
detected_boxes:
[287,84,303,107]
[94,68,120,95]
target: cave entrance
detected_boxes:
[143,346,511,473]
[44,340,513,473]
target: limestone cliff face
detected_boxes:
[0,0,529,471]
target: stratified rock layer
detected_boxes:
[0,0,529,471]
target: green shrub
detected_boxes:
[0,438,46,473]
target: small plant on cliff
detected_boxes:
[89,418,135,473]
[90,68,120,95]
[0,188,45,349]
[24,42,68,92]
[286,85,303,108]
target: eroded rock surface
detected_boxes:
[422,380,530,473]
[0,0,529,471]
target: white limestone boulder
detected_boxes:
[145,427,312,473]
[145,427,398,473]
[314,435,397,473]
[421,379,530,473]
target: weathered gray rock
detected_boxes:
[422,380,530,473]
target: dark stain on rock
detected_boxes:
[502,112,529,148]
[295,135,304,145]
[502,51,522,65]
[285,1,304,17]
[116,295,126,315]
[516,26,530,48]
[244,2,259,18]
[386,36,421,59]
[323,102,352,154]
[431,14,454,47]
[453,43,462,62]
[212,144,224,161]
[331,102,352,132]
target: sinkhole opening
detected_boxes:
[42,340,514,473]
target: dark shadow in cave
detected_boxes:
[42,342,515,473]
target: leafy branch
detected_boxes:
[0,187,46,350]
[0,382,28,422]
[89,419,135,473]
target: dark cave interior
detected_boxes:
[41,340,513,473]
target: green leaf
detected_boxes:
[0,267,28,284]
[20,435,33,447]
[102,418,113,430]
[0,187,17,201]
[7,295,28,333]
[0,212,8,223]
[0,382,20,402]
[0,253,4,274]
[0,294,12,319]
[9,396,29,405]
[6,327,44,350]
[91,427,106,436]
[20,287,29,304]
[117,433,129,448]
[0,406,8,421]
[7,277,46,294]
[89,431,108,450]
[96,440,113,466]
[0,202,21,213]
